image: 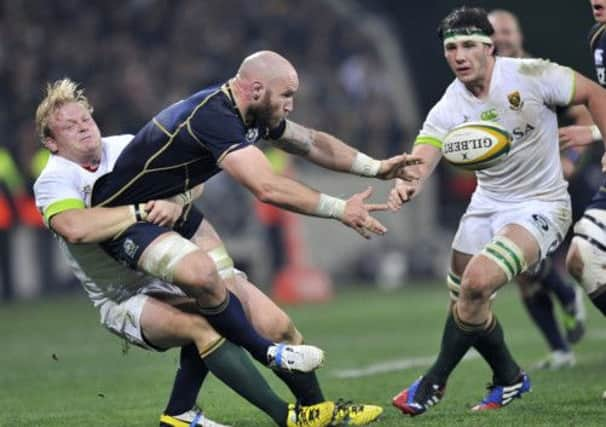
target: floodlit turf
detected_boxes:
[1,282,605,426]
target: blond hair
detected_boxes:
[35,78,93,143]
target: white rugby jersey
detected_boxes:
[34,135,153,305]
[416,57,574,202]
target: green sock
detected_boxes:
[204,339,288,425]
[474,316,521,385]
[425,307,484,386]
[273,370,325,405]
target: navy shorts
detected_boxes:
[101,204,204,268]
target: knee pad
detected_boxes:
[480,235,528,282]
[569,236,606,295]
[570,210,606,295]
[140,234,199,282]
[207,245,235,279]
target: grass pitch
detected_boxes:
[1,282,605,426]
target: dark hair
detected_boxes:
[437,6,494,41]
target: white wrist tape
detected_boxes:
[351,152,381,177]
[132,203,148,222]
[590,124,602,142]
[315,194,346,220]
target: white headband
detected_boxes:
[443,34,493,47]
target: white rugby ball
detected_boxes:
[442,121,512,171]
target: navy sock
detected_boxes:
[200,291,274,364]
[522,290,569,351]
[164,343,209,416]
[540,264,576,309]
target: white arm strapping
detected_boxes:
[350,152,381,177]
[315,194,346,220]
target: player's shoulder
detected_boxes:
[102,134,133,145]
[507,56,565,78]
[102,134,133,158]
[589,23,606,51]
[186,84,233,114]
[34,154,78,193]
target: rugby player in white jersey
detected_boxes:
[33,79,384,427]
[388,6,606,416]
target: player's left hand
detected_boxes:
[342,187,389,239]
[145,200,183,227]
[376,153,423,181]
[559,125,595,150]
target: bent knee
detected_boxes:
[177,251,222,288]
[460,271,493,302]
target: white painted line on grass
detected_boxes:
[331,328,606,379]
[331,350,481,379]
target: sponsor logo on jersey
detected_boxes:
[507,91,524,111]
[480,108,498,121]
[511,123,536,140]
[245,128,259,142]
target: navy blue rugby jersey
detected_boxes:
[92,83,285,207]
[586,23,606,210]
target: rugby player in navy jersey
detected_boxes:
[488,9,587,371]
[557,1,606,321]
[85,50,417,423]
[91,50,419,372]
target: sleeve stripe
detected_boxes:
[414,135,443,149]
[44,198,85,223]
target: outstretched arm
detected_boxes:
[50,204,147,244]
[273,120,421,180]
[221,144,387,238]
[387,143,442,211]
[49,185,199,244]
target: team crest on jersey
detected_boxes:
[507,91,524,111]
[245,128,259,142]
[123,238,139,259]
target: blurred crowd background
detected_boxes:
[0,0,601,301]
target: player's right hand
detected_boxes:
[342,187,388,239]
[145,199,183,227]
[559,125,595,150]
[388,178,420,211]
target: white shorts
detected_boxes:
[99,281,186,351]
[452,192,572,267]
[96,269,247,351]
